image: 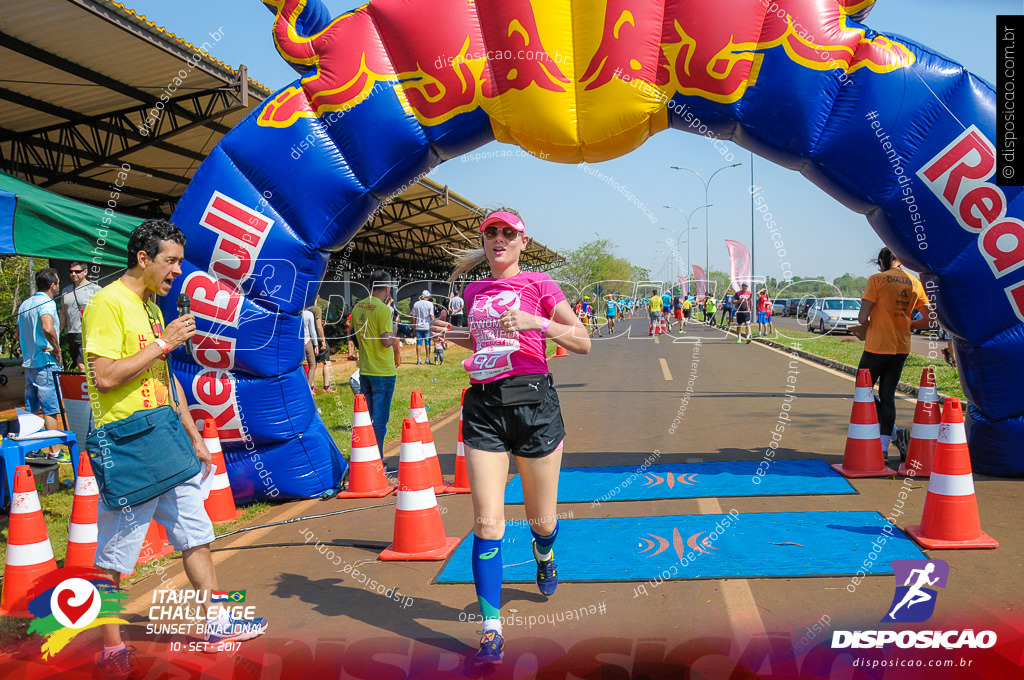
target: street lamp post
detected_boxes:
[662,204,710,288]
[671,163,742,290]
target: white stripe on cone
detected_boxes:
[401,441,427,463]
[927,472,976,497]
[353,410,372,428]
[396,487,438,512]
[854,387,874,402]
[203,437,222,455]
[68,522,98,543]
[350,445,381,463]
[918,386,938,402]
[11,492,41,514]
[410,408,427,421]
[910,422,940,440]
[6,539,55,566]
[938,423,967,445]
[847,422,881,440]
[74,475,98,496]
[212,473,231,491]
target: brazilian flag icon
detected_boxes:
[227,591,246,603]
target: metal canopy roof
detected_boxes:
[339,178,563,279]
[0,0,269,217]
[0,0,562,274]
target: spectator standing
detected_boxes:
[351,271,401,452]
[84,219,266,679]
[449,289,466,327]
[18,268,65,458]
[719,291,735,327]
[59,261,102,372]
[734,283,754,343]
[412,290,436,364]
[756,289,772,336]
[311,295,333,392]
[302,306,318,391]
[856,247,933,458]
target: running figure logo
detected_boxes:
[882,559,949,623]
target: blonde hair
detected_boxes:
[447,207,524,282]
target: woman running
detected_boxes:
[856,247,933,458]
[432,209,591,665]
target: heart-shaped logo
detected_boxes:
[50,579,101,629]
[57,588,95,626]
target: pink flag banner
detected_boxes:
[725,239,752,292]
[677,275,688,297]
[691,265,706,298]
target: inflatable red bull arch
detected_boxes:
[158,0,1024,501]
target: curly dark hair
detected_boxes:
[126,218,186,269]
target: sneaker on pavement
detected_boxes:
[205,614,268,646]
[533,541,558,596]
[95,646,139,680]
[474,630,504,665]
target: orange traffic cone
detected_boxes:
[338,394,395,498]
[64,454,99,569]
[906,398,998,549]
[137,521,174,566]
[201,420,240,523]
[410,391,445,492]
[0,466,58,616]
[554,345,569,358]
[900,369,940,477]
[832,368,895,478]
[379,419,460,561]
[445,388,471,494]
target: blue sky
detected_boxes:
[127,0,1014,281]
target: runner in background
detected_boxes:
[672,290,685,332]
[605,296,618,335]
[648,291,663,335]
[734,283,754,344]
[705,295,718,328]
[719,290,735,329]
[756,288,771,337]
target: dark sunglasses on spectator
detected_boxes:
[70,269,85,274]
[482,226,521,240]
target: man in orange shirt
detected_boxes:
[856,247,934,459]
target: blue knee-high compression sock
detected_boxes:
[472,536,502,625]
[531,521,558,561]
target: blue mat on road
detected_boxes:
[436,511,924,583]
[503,459,855,504]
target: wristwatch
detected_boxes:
[154,338,171,355]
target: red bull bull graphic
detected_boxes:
[158,0,1023,503]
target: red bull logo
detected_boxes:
[257,0,914,160]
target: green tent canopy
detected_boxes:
[0,171,141,267]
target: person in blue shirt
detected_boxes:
[604,296,618,335]
[720,292,736,328]
[581,296,595,336]
[17,268,64,458]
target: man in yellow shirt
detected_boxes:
[648,292,663,336]
[85,219,267,678]
[351,270,401,453]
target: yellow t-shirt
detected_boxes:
[862,268,928,355]
[84,280,172,427]
[351,295,396,377]
[649,296,663,313]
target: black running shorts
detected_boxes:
[735,311,751,325]
[462,374,565,458]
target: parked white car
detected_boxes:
[772,298,789,316]
[807,297,861,334]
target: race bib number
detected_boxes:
[464,345,516,381]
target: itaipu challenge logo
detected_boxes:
[25,567,128,658]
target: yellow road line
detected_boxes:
[659,358,673,381]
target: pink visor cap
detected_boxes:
[479,211,526,233]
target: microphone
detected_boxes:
[177,293,194,354]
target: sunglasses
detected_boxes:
[70,269,85,274]
[482,226,521,240]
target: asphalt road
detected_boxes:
[16,315,1016,679]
